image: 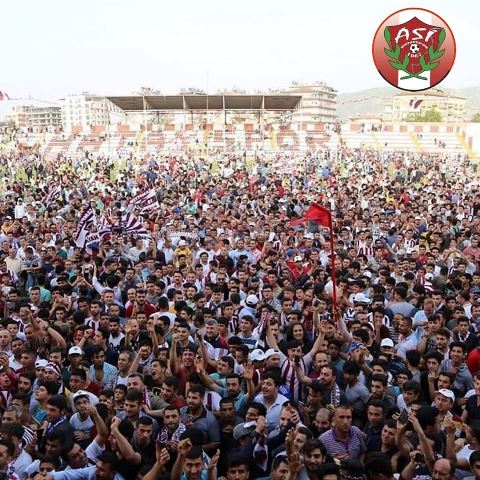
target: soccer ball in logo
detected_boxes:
[409,43,420,54]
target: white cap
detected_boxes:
[35,359,48,369]
[353,293,371,304]
[72,390,99,406]
[68,346,83,356]
[249,349,266,362]
[178,240,187,247]
[246,294,259,305]
[304,233,314,240]
[264,349,280,359]
[294,256,303,262]
[437,389,455,402]
[380,338,394,348]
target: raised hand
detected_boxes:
[443,414,457,435]
[194,355,205,374]
[208,449,220,471]
[177,438,192,457]
[407,411,422,432]
[243,361,255,380]
[255,415,266,434]
[110,416,122,431]
[155,443,170,467]
[285,426,297,447]
[289,452,303,476]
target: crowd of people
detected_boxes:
[0,137,477,480]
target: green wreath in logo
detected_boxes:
[384,27,446,80]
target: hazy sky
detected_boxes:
[0,0,477,104]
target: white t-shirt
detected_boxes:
[9,449,32,480]
[69,413,95,436]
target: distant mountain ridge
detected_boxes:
[336,86,480,120]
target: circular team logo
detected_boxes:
[372,7,456,91]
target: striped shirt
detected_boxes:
[319,426,366,459]
[279,352,313,402]
[357,245,375,258]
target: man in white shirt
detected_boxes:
[5,249,22,276]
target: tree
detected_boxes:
[471,113,480,122]
[405,108,443,122]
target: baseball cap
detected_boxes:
[35,359,49,369]
[68,346,83,356]
[72,390,99,406]
[353,293,371,304]
[437,389,455,402]
[246,294,259,305]
[294,256,303,262]
[380,338,394,348]
[233,422,256,440]
[264,349,280,359]
[178,240,187,247]
[249,349,266,362]
[304,233,314,240]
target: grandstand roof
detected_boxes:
[107,94,302,112]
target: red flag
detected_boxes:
[0,92,10,101]
[290,202,331,227]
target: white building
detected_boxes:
[7,105,62,130]
[286,83,337,125]
[383,88,466,123]
[61,93,120,133]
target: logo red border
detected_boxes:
[372,7,456,92]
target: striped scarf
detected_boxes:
[157,422,187,444]
[329,383,342,407]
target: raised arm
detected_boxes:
[147,323,158,356]
[110,417,141,464]
[394,419,412,460]
[306,329,325,359]
[87,404,109,445]
[265,324,280,351]
[128,351,142,375]
[293,362,313,386]
[417,327,430,355]
[443,415,458,466]
[142,444,170,480]
[337,314,353,343]
[47,325,67,349]
[196,357,222,394]
[427,371,438,402]
[170,336,180,375]
[171,439,192,480]
[242,362,256,401]
[195,330,216,369]
[408,412,435,470]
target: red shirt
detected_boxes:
[125,301,156,319]
[467,347,480,375]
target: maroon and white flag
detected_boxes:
[131,189,159,212]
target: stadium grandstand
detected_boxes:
[2,88,477,166]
